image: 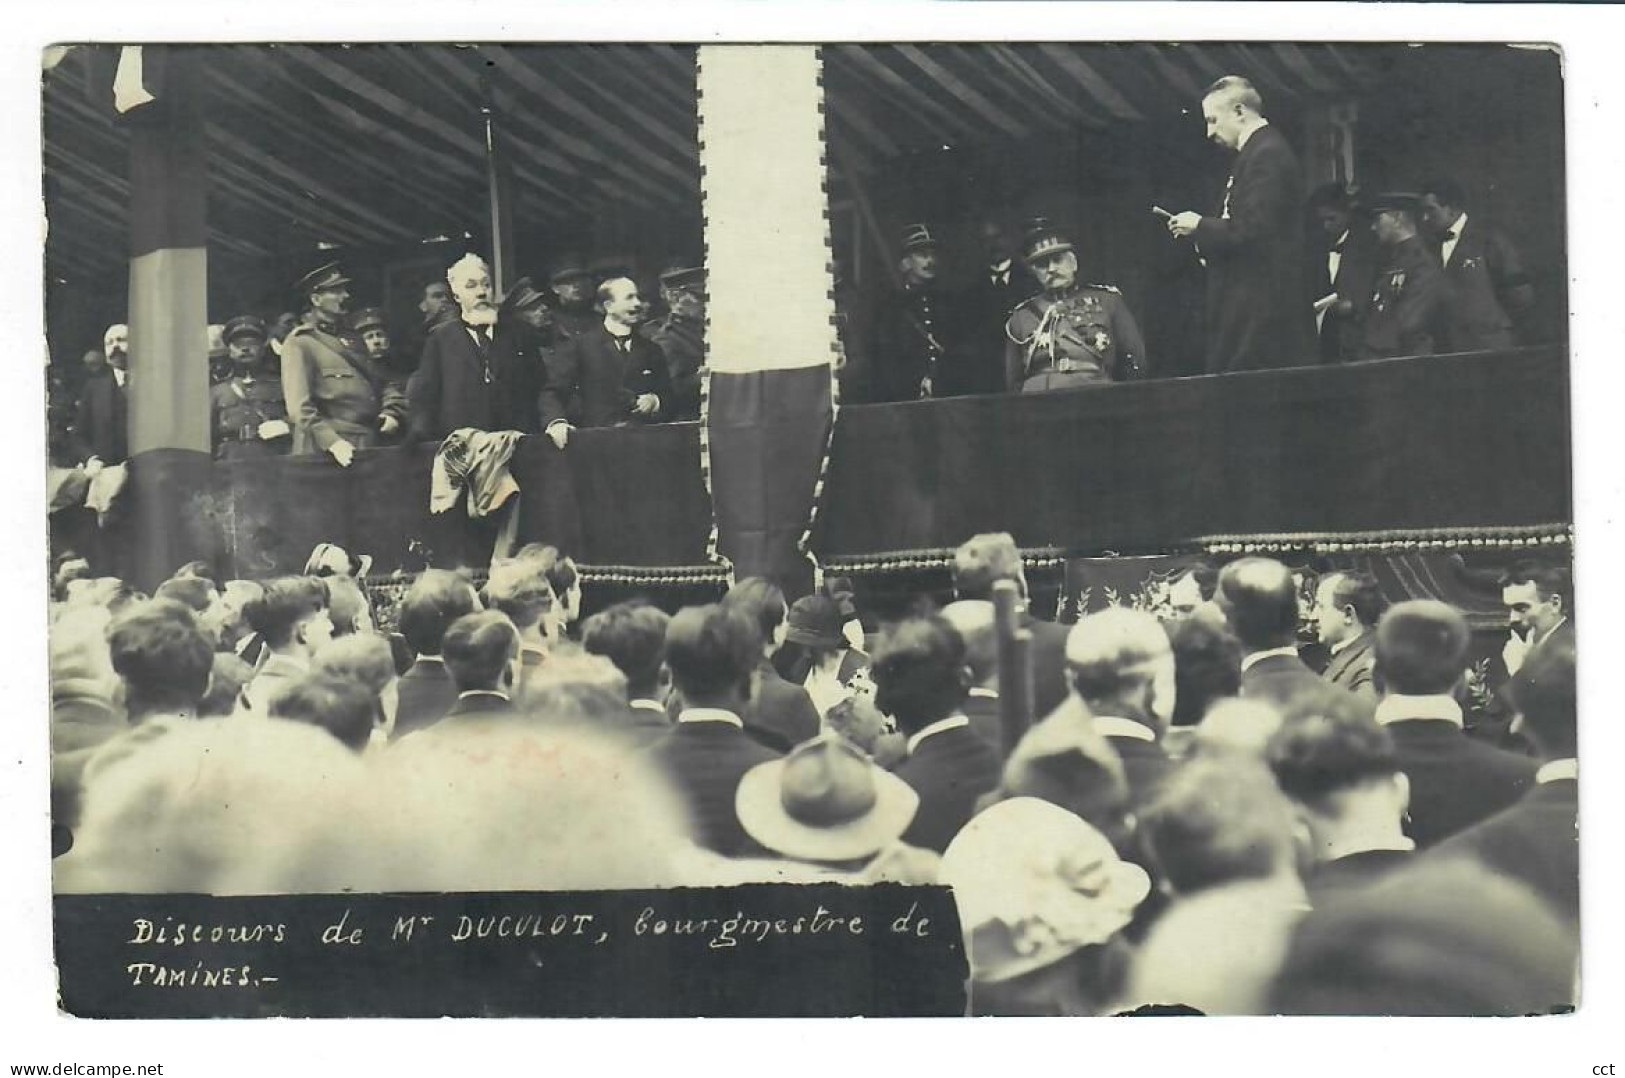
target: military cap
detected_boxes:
[223,314,268,343]
[548,255,590,284]
[1368,191,1423,217]
[295,261,351,295]
[899,223,938,253]
[502,276,549,313]
[658,265,705,293]
[351,307,388,334]
[1019,217,1074,264]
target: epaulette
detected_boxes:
[286,323,316,337]
[1085,283,1123,295]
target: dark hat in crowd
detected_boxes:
[735,734,919,863]
[295,261,351,295]
[502,276,549,314]
[590,253,635,281]
[548,255,590,284]
[351,307,387,334]
[899,223,938,254]
[658,265,705,293]
[1019,217,1074,263]
[223,315,267,343]
[1368,191,1422,217]
[785,595,847,650]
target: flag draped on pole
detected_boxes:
[696,46,840,599]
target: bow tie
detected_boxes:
[1330,240,1345,253]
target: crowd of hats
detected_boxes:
[44,533,1577,1016]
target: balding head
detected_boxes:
[940,600,997,687]
[1216,558,1300,652]
[952,532,1026,601]
[1065,607,1176,734]
[1375,601,1470,696]
[1202,76,1266,152]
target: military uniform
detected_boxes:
[640,313,703,420]
[549,305,600,345]
[280,318,407,455]
[211,373,290,460]
[1357,234,1451,361]
[1004,285,1146,391]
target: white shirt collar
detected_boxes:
[1093,715,1157,743]
[1237,118,1269,150]
[1241,646,1300,672]
[415,654,444,664]
[678,707,743,728]
[1374,693,1463,728]
[458,690,510,702]
[603,317,634,339]
[630,698,667,713]
[968,686,999,699]
[1441,213,1468,265]
[907,714,970,754]
[1328,632,1366,656]
[1321,830,1415,863]
[1536,758,1577,785]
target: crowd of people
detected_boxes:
[46,75,1540,481]
[47,531,1578,1015]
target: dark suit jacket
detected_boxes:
[744,661,822,750]
[1385,716,1537,848]
[962,690,1007,757]
[1315,228,1380,363]
[1242,651,1368,721]
[1025,613,1073,724]
[1307,847,1413,907]
[1433,776,1577,926]
[642,719,781,856]
[1103,730,1177,811]
[1439,216,1532,351]
[946,268,1033,396]
[1192,125,1316,373]
[409,319,535,440]
[538,324,672,430]
[1322,632,1378,702]
[431,690,522,731]
[895,723,1003,853]
[75,369,127,464]
[392,657,459,740]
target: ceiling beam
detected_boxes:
[891,44,1034,140]
[1036,44,1146,123]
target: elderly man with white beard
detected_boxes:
[409,253,538,441]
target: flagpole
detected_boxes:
[480,73,516,296]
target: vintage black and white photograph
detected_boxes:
[18,9,1601,1039]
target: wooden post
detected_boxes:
[481,80,516,296]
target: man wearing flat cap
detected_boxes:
[870,224,958,403]
[1005,218,1147,392]
[639,263,706,421]
[210,315,291,461]
[350,306,413,384]
[280,263,408,466]
[1356,193,1452,360]
[546,255,600,346]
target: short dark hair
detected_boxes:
[1508,634,1577,758]
[108,599,214,714]
[723,577,787,646]
[398,570,480,656]
[871,616,969,734]
[1266,709,1401,811]
[313,632,398,697]
[1498,560,1569,608]
[1374,601,1470,696]
[1169,616,1242,727]
[665,604,760,701]
[154,575,215,615]
[1216,558,1300,651]
[441,611,520,693]
[513,544,579,601]
[581,601,670,697]
[269,673,376,753]
[1421,177,1468,212]
[1139,758,1297,895]
[324,577,372,636]
[1203,75,1264,114]
[243,577,328,650]
[952,533,1024,601]
[1326,571,1387,629]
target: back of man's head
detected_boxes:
[1374,600,1469,696]
[1169,615,1242,727]
[1267,707,1403,817]
[1216,558,1300,652]
[313,632,398,697]
[1509,634,1577,760]
[1065,607,1175,727]
[871,615,970,735]
[485,555,555,631]
[723,577,786,650]
[154,575,216,616]
[270,672,377,753]
[399,569,480,656]
[441,610,520,694]
[665,603,760,705]
[108,599,214,715]
[581,601,670,699]
[244,576,328,651]
[939,600,997,686]
[1139,757,1299,896]
[952,532,1025,601]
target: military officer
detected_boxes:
[546,255,600,345]
[640,263,705,421]
[1004,218,1147,392]
[871,223,953,402]
[211,316,291,461]
[1356,192,1451,361]
[352,306,415,384]
[279,262,408,466]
